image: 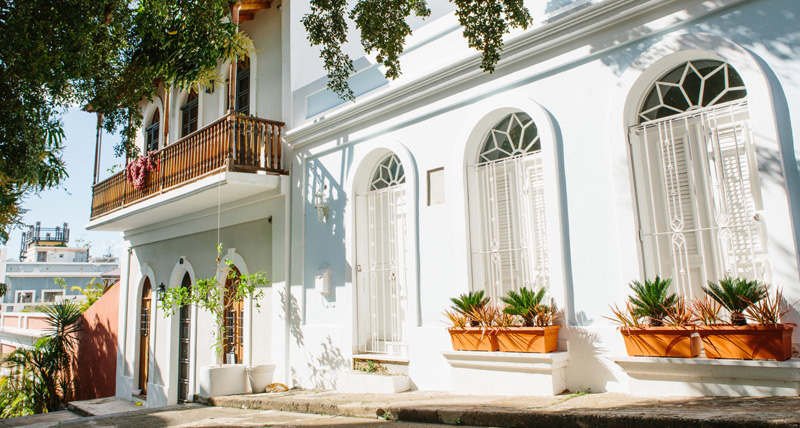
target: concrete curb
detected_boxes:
[390,406,800,428]
[207,391,800,428]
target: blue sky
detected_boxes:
[2,108,126,261]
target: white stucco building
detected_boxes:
[87,0,800,406]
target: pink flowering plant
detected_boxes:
[125,152,158,189]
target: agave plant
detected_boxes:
[501,287,546,327]
[703,276,767,325]
[627,276,677,326]
[450,290,489,326]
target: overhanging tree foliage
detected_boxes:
[0,0,252,243]
[302,0,532,100]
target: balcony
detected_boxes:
[87,113,287,232]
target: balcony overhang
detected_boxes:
[86,171,280,232]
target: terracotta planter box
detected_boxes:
[448,327,499,351]
[620,326,700,358]
[496,326,561,353]
[696,324,793,361]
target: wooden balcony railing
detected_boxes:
[91,113,286,220]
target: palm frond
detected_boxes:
[501,287,546,327]
[627,276,677,326]
[703,276,767,325]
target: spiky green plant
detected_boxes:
[627,276,677,326]
[605,302,643,327]
[501,287,546,327]
[703,276,767,325]
[745,287,793,325]
[1,301,83,415]
[532,300,560,327]
[450,291,489,326]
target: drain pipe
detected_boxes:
[118,246,132,394]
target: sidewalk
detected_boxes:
[206,389,800,427]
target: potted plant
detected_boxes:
[609,276,700,358]
[444,291,498,351]
[495,287,561,353]
[160,244,270,396]
[696,277,793,361]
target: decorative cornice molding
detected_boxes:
[285,0,745,148]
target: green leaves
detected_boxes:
[160,244,268,361]
[452,0,531,73]
[703,276,767,325]
[627,276,677,326]
[303,0,357,100]
[303,0,530,100]
[0,301,82,415]
[450,290,489,327]
[350,0,431,80]
[0,0,253,240]
[500,287,545,327]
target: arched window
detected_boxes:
[180,91,199,138]
[235,57,250,115]
[629,60,766,297]
[145,111,160,153]
[355,153,409,356]
[177,272,192,403]
[638,60,746,123]
[370,154,405,190]
[223,266,243,364]
[468,112,549,302]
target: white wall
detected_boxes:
[284,0,800,394]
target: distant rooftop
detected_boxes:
[20,222,70,261]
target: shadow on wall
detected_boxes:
[307,336,347,389]
[591,2,800,77]
[279,290,304,348]
[563,327,617,393]
[72,284,120,401]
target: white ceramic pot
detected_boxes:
[197,364,249,397]
[246,364,276,393]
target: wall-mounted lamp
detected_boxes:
[313,186,328,222]
[157,283,166,302]
[204,80,215,94]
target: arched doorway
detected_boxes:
[138,278,152,395]
[177,272,192,402]
[467,112,550,301]
[223,266,243,364]
[355,154,409,357]
[628,59,766,297]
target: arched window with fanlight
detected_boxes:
[354,153,409,357]
[467,112,549,302]
[628,59,767,297]
[145,110,160,153]
[180,91,199,138]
